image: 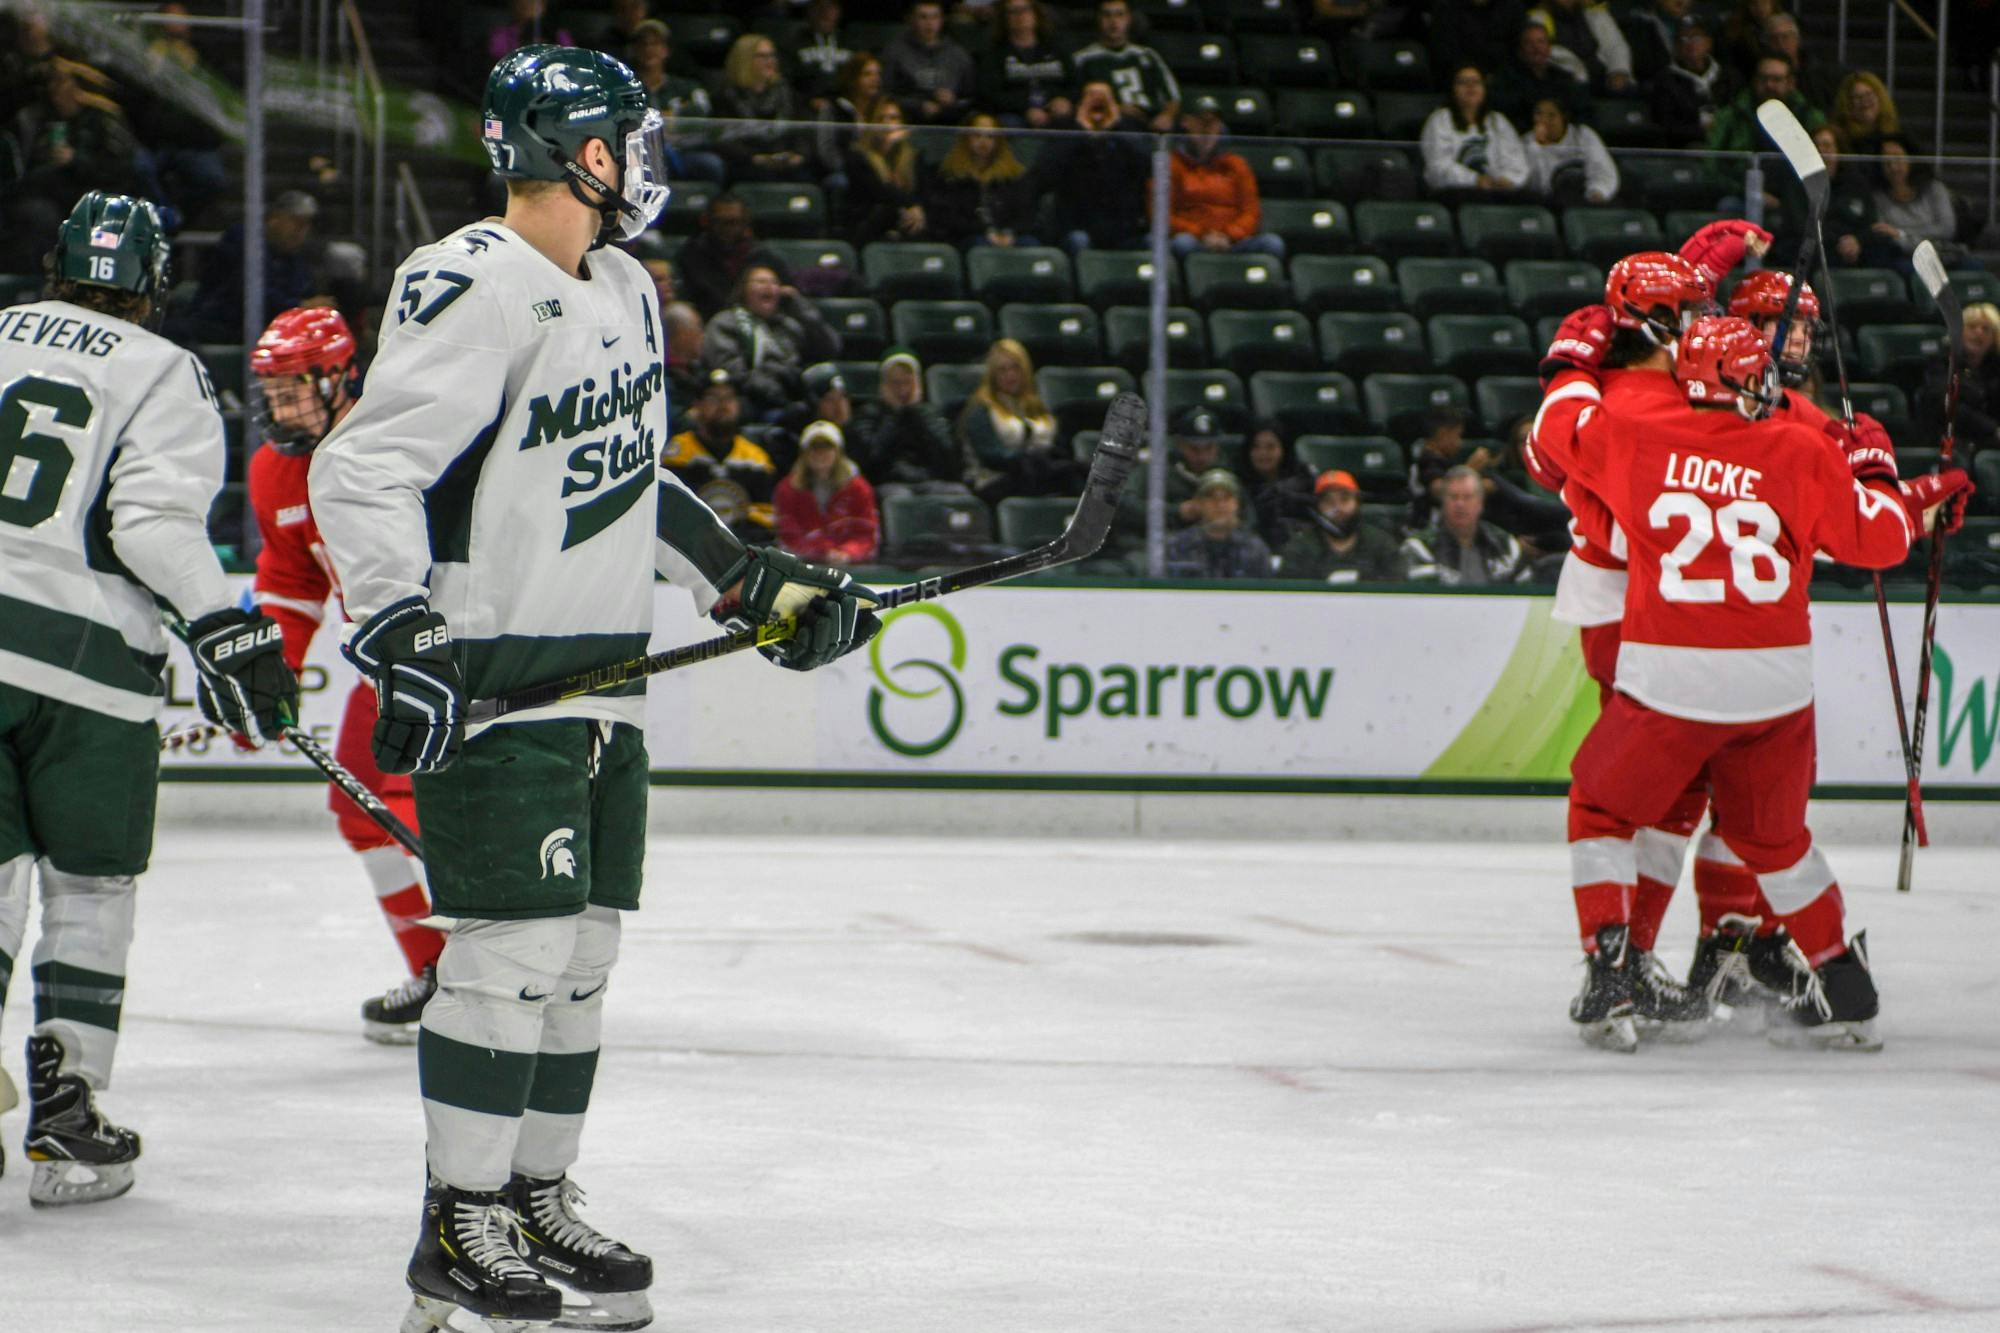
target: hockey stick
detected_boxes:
[1898,241,1964,891]
[466,391,1148,723]
[1757,99,1927,850]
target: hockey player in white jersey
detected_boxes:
[308,47,879,1333]
[0,192,299,1203]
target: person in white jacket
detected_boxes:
[1421,66,1531,196]
[1524,96,1620,204]
[1531,0,1634,93]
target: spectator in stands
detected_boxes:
[784,0,855,106]
[1707,54,1824,195]
[1401,465,1533,583]
[977,0,1073,128]
[1164,471,1274,580]
[844,100,934,246]
[1649,14,1735,148]
[883,0,976,125]
[1720,0,1784,76]
[665,368,780,544]
[486,0,570,61]
[1523,96,1618,204]
[591,0,652,58]
[1166,406,1225,528]
[1869,136,1962,270]
[962,337,1081,501]
[1422,66,1531,198]
[1831,71,1899,158]
[1472,419,1572,550]
[1164,95,1285,258]
[700,263,844,424]
[1491,20,1593,129]
[1919,301,2000,455]
[1772,122,1875,264]
[777,362,855,440]
[927,113,1038,247]
[1405,406,1467,532]
[849,348,967,492]
[1760,13,1836,111]
[1038,80,1151,254]
[0,11,63,126]
[7,59,144,264]
[642,256,677,310]
[674,194,778,318]
[662,301,705,435]
[1528,0,1634,93]
[775,419,881,564]
[816,52,883,177]
[1430,0,1529,87]
[1622,0,1695,83]
[178,191,330,343]
[629,21,724,185]
[1071,0,1181,132]
[1279,470,1404,583]
[134,3,227,222]
[1237,421,1316,552]
[715,34,812,182]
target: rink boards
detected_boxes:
[154,579,2000,797]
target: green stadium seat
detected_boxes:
[1457,204,1563,262]
[1562,208,1663,265]
[1234,141,1315,198]
[1373,92,1440,141]
[1507,259,1604,321]
[1184,252,1291,310]
[1593,98,1661,148]
[679,13,742,62]
[997,495,1081,550]
[0,273,44,307]
[1846,382,1913,440]
[1340,36,1431,90]
[765,238,859,294]
[1291,254,1399,313]
[1898,448,1942,479]
[660,179,718,228]
[1474,375,1544,435]
[195,344,245,403]
[1294,435,1406,495]
[1077,250,1180,309]
[1937,269,2000,309]
[1261,198,1351,255]
[1209,308,1316,376]
[1317,311,1427,376]
[1426,315,1535,378]
[862,242,963,301]
[1183,84,1274,133]
[1161,368,1247,423]
[1363,373,1472,437]
[846,20,903,52]
[730,182,825,238]
[1223,0,1306,35]
[1314,145,1420,199]
[1238,34,1334,86]
[1946,516,2000,585]
[1151,30,1236,82]
[1038,365,1139,440]
[892,300,993,366]
[881,493,993,556]
[1661,210,1726,248]
[999,303,1102,367]
[1397,257,1504,318]
[1856,324,1948,383]
[1139,0,1206,33]
[1535,315,1565,347]
[1355,201,1456,259]
[1249,370,1365,436]
[815,297,887,360]
[967,246,1073,306]
[825,359,881,402]
[1827,268,1920,325]
[1976,452,2000,516]
[1106,304,1207,370]
[1274,89,1375,139]
[925,363,988,416]
[1637,157,1721,212]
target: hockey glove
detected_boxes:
[726,547,883,672]
[1827,413,1898,487]
[186,608,300,747]
[1901,469,1974,536]
[342,597,465,775]
[1678,219,1773,289]
[1539,304,1615,387]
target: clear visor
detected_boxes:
[616,109,670,241]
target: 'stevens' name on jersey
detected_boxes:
[517,361,666,550]
[1664,452,1762,502]
[0,308,122,358]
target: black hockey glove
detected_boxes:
[342,597,465,775]
[728,547,882,672]
[186,608,299,747]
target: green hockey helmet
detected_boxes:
[50,190,171,302]
[480,45,669,245]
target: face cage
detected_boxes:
[1771,316,1822,387]
[559,109,671,246]
[256,373,343,454]
[1718,361,1781,420]
[1629,296,1712,351]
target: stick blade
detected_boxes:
[1913,240,1964,340]
[1755,99,1827,205]
[1064,392,1147,558]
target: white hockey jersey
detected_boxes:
[309,221,743,731]
[0,300,233,722]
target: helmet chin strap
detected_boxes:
[554,144,640,250]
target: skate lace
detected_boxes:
[453,1201,542,1280]
[530,1177,619,1260]
[1640,952,1690,1001]
[380,969,433,1009]
[1781,969,1832,1021]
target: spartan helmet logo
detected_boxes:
[539,828,579,880]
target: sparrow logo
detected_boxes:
[866,604,966,758]
[539,828,579,880]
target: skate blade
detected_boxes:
[1576,1015,1639,1053]
[401,1293,553,1333]
[28,1158,136,1207]
[365,1020,420,1046]
[1637,1016,1717,1045]
[1769,1020,1883,1053]
[551,1283,653,1331]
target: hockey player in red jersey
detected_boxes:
[247,307,444,1043]
[1560,316,1971,1051]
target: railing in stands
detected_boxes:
[393,160,436,259]
[333,0,387,287]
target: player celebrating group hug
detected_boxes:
[1526,225,1972,1055]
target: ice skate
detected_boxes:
[22,1034,140,1207]
[1770,933,1882,1053]
[1685,915,1798,1035]
[1569,926,1638,1053]
[364,963,436,1045]
[402,1179,561,1332]
[1632,949,1712,1042]
[509,1173,654,1330]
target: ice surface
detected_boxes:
[1,830,1996,1332]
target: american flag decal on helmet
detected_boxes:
[89,227,120,248]
[483,117,503,139]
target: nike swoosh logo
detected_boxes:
[519,986,552,1002]
[600,335,619,348]
[570,982,606,1002]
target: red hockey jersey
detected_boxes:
[1569,394,1913,722]
[248,443,341,672]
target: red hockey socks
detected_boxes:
[1569,836,1635,950]
[1740,843,1849,966]
[358,846,446,974]
[1627,827,1693,952]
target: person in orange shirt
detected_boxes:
[1162,94,1284,260]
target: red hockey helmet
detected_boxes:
[252,307,357,453]
[1676,315,1779,419]
[1604,252,1710,344]
[1725,268,1820,323]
